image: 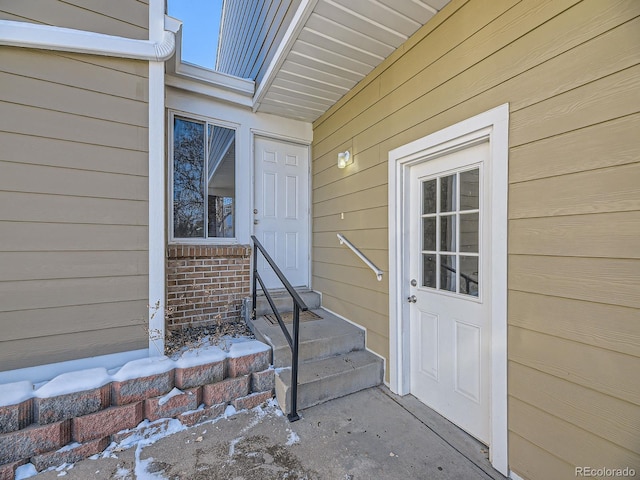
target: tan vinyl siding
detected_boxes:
[0,0,149,39]
[311,0,640,476]
[0,1,149,370]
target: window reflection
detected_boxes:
[423,179,437,214]
[460,256,479,296]
[440,215,456,252]
[460,169,479,210]
[440,174,457,212]
[423,217,436,251]
[173,119,205,238]
[173,117,236,239]
[440,254,456,292]
[207,124,235,238]
[459,213,479,253]
[423,254,436,288]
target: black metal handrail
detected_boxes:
[251,235,308,422]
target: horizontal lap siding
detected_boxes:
[0,1,150,370]
[311,0,640,476]
[0,0,148,39]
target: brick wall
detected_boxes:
[167,245,251,328]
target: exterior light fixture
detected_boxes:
[337,150,353,169]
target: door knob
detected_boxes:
[410,279,417,286]
[407,295,417,303]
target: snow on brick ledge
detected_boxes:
[0,339,274,473]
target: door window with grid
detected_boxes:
[421,168,480,297]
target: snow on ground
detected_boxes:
[286,429,300,446]
[14,463,37,480]
[15,396,290,480]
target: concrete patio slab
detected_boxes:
[29,386,507,480]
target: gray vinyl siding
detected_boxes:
[0,0,150,371]
[216,0,301,85]
[311,0,640,476]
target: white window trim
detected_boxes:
[168,109,241,245]
[388,104,509,476]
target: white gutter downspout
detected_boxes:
[147,0,169,356]
[0,0,178,356]
[0,16,178,61]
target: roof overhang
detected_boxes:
[166,0,450,122]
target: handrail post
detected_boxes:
[250,235,305,422]
[251,243,257,319]
[288,303,300,421]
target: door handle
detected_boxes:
[407,295,417,303]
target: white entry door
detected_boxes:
[408,141,491,444]
[254,136,309,289]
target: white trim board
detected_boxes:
[388,104,509,476]
[148,0,167,354]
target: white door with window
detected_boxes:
[408,141,491,443]
[254,136,310,289]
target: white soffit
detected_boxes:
[255,0,451,122]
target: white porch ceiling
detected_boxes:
[254,0,451,122]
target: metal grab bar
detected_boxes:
[251,235,307,422]
[337,233,383,281]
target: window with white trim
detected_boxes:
[171,115,236,240]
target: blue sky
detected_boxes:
[167,0,223,69]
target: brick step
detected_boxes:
[275,350,384,415]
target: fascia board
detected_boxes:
[165,75,254,108]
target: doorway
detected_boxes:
[408,143,490,443]
[388,104,509,475]
[253,136,310,289]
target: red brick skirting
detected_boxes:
[0,342,274,477]
[167,244,251,328]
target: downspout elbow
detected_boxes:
[152,30,176,61]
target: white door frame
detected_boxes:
[251,130,312,289]
[388,104,509,476]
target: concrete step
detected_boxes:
[275,349,384,415]
[249,309,365,368]
[248,289,322,317]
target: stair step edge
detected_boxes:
[275,351,383,386]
